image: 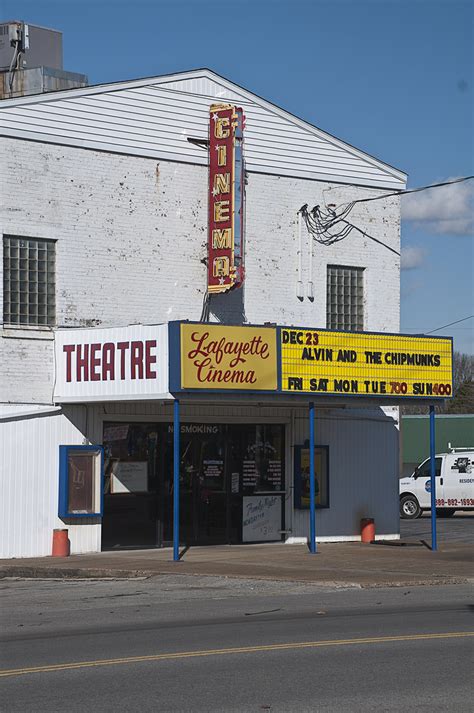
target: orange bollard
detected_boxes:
[360,518,375,543]
[52,529,70,557]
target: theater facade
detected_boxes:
[0,68,452,558]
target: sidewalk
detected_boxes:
[1,540,472,587]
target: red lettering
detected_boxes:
[117,342,130,380]
[187,331,269,369]
[188,331,209,361]
[90,343,101,381]
[102,342,115,381]
[130,341,144,380]
[145,340,157,379]
[63,344,75,382]
[76,344,89,382]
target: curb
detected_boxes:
[1,565,472,588]
[0,566,152,580]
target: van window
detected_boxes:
[416,458,442,478]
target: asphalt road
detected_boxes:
[1,577,473,712]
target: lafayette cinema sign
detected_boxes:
[54,325,170,402]
[207,103,245,294]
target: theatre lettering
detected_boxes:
[62,340,158,382]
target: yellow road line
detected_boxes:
[1,631,473,679]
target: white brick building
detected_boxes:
[0,69,408,558]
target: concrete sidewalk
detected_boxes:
[1,540,472,587]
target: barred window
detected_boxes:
[327,265,364,332]
[3,236,56,327]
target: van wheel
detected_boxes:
[400,495,421,519]
[436,508,456,518]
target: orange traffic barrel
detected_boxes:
[52,529,70,557]
[360,518,375,543]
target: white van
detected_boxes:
[399,447,474,519]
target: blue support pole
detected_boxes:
[309,401,317,553]
[173,399,180,562]
[429,405,437,552]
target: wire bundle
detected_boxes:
[299,202,357,245]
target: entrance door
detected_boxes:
[164,424,234,545]
[102,423,161,549]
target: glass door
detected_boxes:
[102,422,160,549]
[163,424,230,545]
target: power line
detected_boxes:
[339,175,474,211]
[424,315,474,335]
[341,220,400,256]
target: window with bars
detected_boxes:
[3,236,56,327]
[326,265,364,332]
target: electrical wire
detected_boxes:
[340,219,400,256]
[300,176,473,256]
[423,315,474,335]
[337,175,474,212]
[299,203,400,255]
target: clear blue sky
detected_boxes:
[2,0,473,353]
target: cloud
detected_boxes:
[401,246,427,270]
[402,179,474,236]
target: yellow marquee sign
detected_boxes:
[179,323,278,391]
[171,322,453,399]
[281,328,453,398]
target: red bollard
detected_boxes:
[360,518,375,543]
[52,529,70,557]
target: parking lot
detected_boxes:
[400,512,474,545]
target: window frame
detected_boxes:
[58,445,104,518]
[326,264,365,332]
[416,457,442,479]
[3,235,56,328]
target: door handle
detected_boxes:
[440,478,443,485]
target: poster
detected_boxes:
[242,495,282,542]
[103,425,129,442]
[111,461,148,493]
[67,452,94,513]
[294,445,329,508]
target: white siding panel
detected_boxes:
[157,76,248,102]
[0,77,405,189]
[0,407,102,558]
[291,408,400,540]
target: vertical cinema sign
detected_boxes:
[208,103,245,293]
